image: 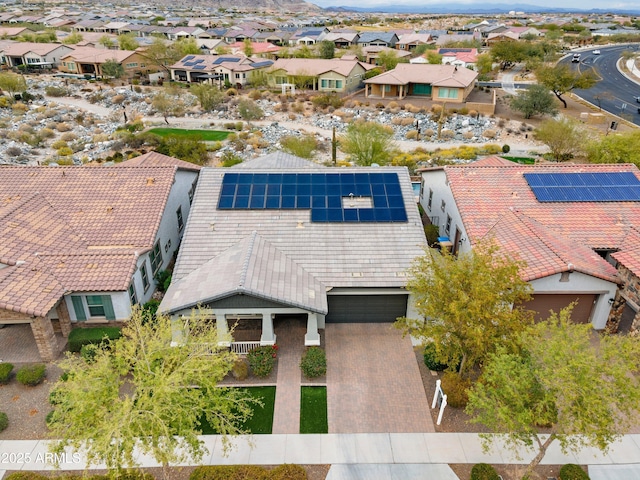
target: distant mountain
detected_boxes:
[321,3,640,14]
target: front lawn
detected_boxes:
[502,156,536,165]
[300,386,328,434]
[147,128,231,141]
[199,386,275,434]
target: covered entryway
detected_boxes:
[412,83,432,96]
[325,294,408,323]
[618,302,637,334]
[522,294,596,323]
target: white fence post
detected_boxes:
[431,378,448,426]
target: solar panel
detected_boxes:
[192,65,206,70]
[183,55,195,61]
[524,172,640,202]
[183,61,195,66]
[218,172,409,223]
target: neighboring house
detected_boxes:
[0,27,36,38]
[437,48,479,69]
[0,153,200,361]
[96,22,131,35]
[253,30,292,46]
[435,32,482,46]
[159,152,426,350]
[290,28,328,45]
[227,41,281,58]
[0,41,74,69]
[364,63,477,102]
[167,26,206,41]
[505,26,543,38]
[486,31,520,45]
[319,32,359,49]
[196,38,228,55]
[58,46,155,78]
[395,33,433,51]
[419,159,640,330]
[267,57,374,93]
[356,32,399,48]
[169,54,273,86]
[362,45,411,65]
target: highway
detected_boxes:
[561,45,640,127]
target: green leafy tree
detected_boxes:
[190,83,224,112]
[339,121,398,166]
[510,84,558,119]
[476,53,494,75]
[534,117,584,161]
[280,133,318,159]
[467,306,640,478]
[62,32,83,45]
[0,72,27,97]
[48,308,257,477]
[395,240,533,378]
[376,49,406,71]
[586,130,640,167]
[293,45,314,58]
[99,35,115,49]
[425,51,443,64]
[174,38,200,57]
[237,98,264,122]
[535,64,597,108]
[118,33,139,51]
[490,41,526,69]
[156,134,209,165]
[319,40,335,59]
[101,59,125,79]
[242,38,254,57]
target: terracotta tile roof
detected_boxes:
[611,227,640,276]
[443,161,640,251]
[0,165,177,317]
[117,152,201,172]
[472,156,517,167]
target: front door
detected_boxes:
[452,227,462,256]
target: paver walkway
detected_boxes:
[271,317,306,434]
[326,323,434,433]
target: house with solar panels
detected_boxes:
[419,158,640,331]
[159,152,426,349]
[169,54,274,87]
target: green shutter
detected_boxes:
[102,295,116,321]
[71,296,86,321]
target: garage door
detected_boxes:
[521,294,596,324]
[326,295,408,323]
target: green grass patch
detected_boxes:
[147,128,231,141]
[502,156,536,165]
[200,386,275,434]
[300,386,328,434]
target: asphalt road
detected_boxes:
[561,45,640,127]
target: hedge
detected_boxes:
[0,411,8,432]
[5,471,154,480]
[559,464,590,480]
[68,326,122,352]
[470,463,500,480]
[300,346,326,378]
[190,464,307,480]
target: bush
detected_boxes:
[0,362,14,383]
[247,345,278,378]
[231,358,249,380]
[470,463,500,480]
[502,144,511,153]
[559,464,590,480]
[423,343,447,371]
[441,371,470,408]
[67,326,122,353]
[406,130,418,140]
[16,364,46,386]
[190,465,270,480]
[80,343,99,363]
[0,411,7,432]
[270,464,307,479]
[300,347,327,378]
[311,92,344,110]
[44,86,69,97]
[141,299,160,324]
[155,270,172,292]
[424,224,440,247]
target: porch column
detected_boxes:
[260,312,276,345]
[56,300,72,338]
[382,85,385,98]
[30,316,58,362]
[216,313,230,347]
[304,313,321,346]
[186,71,192,82]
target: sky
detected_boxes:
[309,0,639,12]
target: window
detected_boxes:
[141,263,150,292]
[445,215,451,235]
[188,179,197,204]
[177,206,184,232]
[71,295,116,320]
[125,62,138,68]
[384,85,391,92]
[235,73,240,79]
[335,79,343,89]
[437,88,459,99]
[441,199,446,212]
[149,241,163,275]
[86,295,106,317]
[275,76,287,85]
[427,188,433,210]
[128,283,137,305]
[320,79,342,89]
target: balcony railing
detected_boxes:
[231,341,261,355]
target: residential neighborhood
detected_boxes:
[1,0,640,479]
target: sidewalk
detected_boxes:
[1,433,639,472]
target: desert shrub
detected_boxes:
[0,97,10,108]
[60,132,78,142]
[67,326,122,353]
[559,464,590,480]
[6,146,22,157]
[112,94,125,104]
[220,150,243,167]
[247,345,278,378]
[0,362,14,384]
[482,129,497,139]
[235,121,244,131]
[470,463,500,480]
[400,117,414,126]
[311,92,344,109]
[502,144,511,153]
[16,364,46,386]
[12,102,28,114]
[458,107,469,115]
[45,86,69,97]
[441,371,470,408]
[497,118,506,128]
[406,130,418,140]
[57,146,74,157]
[237,99,264,121]
[300,347,326,378]
[231,358,249,380]
[480,144,502,155]
[423,343,447,371]
[39,127,55,139]
[468,109,478,117]
[441,129,454,139]
[387,101,399,110]
[280,134,317,159]
[424,128,435,137]
[0,412,7,432]
[225,88,237,96]
[431,104,443,115]
[391,117,403,125]
[462,131,474,140]
[248,89,262,100]
[56,122,72,132]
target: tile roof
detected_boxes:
[270,58,373,78]
[365,64,478,88]
[611,227,640,276]
[0,165,178,317]
[231,152,323,170]
[117,151,201,172]
[161,231,328,314]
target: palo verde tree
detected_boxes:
[466,306,640,479]
[190,83,224,112]
[101,59,125,80]
[534,116,585,162]
[48,308,258,478]
[510,84,558,119]
[395,239,533,378]
[0,72,28,98]
[535,63,597,108]
[586,130,640,167]
[339,120,398,166]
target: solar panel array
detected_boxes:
[524,172,640,202]
[218,172,408,223]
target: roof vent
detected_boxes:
[146,177,155,185]
[296,221,304,229]
[106,206,113,213]
[210,222,216,231]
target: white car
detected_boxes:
[593,50,601,55]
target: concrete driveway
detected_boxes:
[325,323,434,433]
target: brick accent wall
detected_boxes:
[30,316,59,362]
[606,265,640,334]
[55,301,72,337]
[0,308,32,323]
